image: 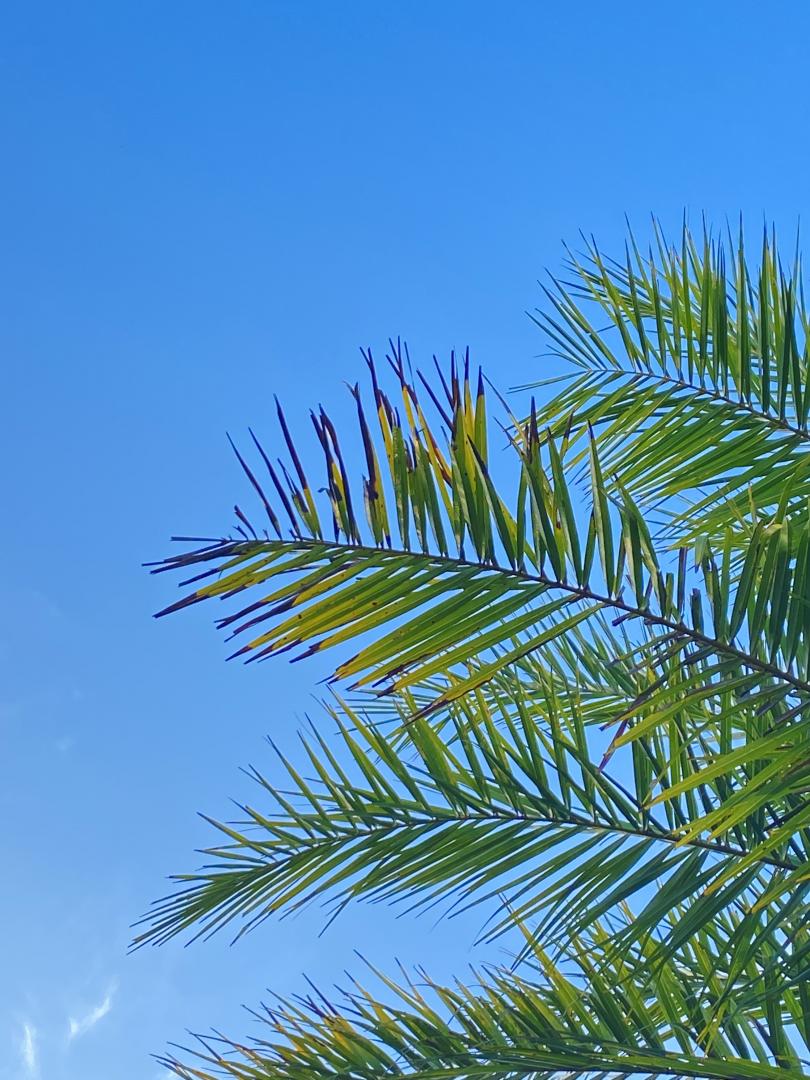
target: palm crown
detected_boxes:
[141,220,810,1079]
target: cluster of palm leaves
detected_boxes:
[141,220,810,1078]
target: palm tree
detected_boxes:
[139,220,810,1079]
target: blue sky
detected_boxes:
[2,1,809,1077]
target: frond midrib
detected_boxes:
[192,802,803,877]
[175,535,810,702]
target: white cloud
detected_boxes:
[19,1022,38,1076]
[67,985,115,1041]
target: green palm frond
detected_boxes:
[527,220,810,543]
[148,348,810,865]
[158,936,809,1079]
[145,218,810,1078]
[152,349,810,722]
[133,687,809,972]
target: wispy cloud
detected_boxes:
[19,1021,38,1076]
[67,985,115,1041]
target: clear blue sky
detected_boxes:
[2,2,808,1077]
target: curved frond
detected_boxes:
[152,350,810,726]
[158,941,810,1079]
[134,689,808,968]
[147,222,810,1077]
[527,220,810,542]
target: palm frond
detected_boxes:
[158,938,810,1079]
[152,349,810,728]
[148,349,810,878]
[133,687,808,970]
[526,219,810,543]
[146,220,810,1077]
